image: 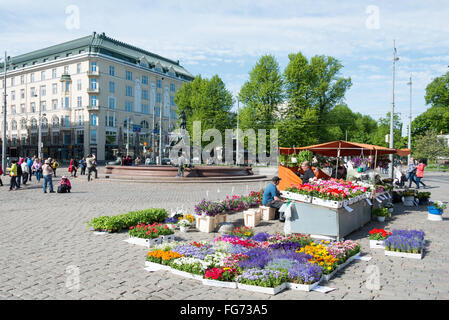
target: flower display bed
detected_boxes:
[142,233,361,295]
[384,229,425,260]
[368,228,390,250]
[370,240,385,249]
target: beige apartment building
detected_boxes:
[0,31,193,163]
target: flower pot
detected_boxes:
[259,206,276,221]
[202,279,237,289]
[427,206,443,221]
[216,213,227,225]
[161,234,175,243]
[237,282,287,295]
[376,216,385,222]
[370,240,385,249]
[403,196,415,207]
[385,250,423,260]
[196,216,217,233]
[244,209,261,228]
[286,278,322,292]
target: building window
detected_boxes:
[31,102,36,113]
[65,97,70,109]
[11,77,15,86]
[108,97,115,109]
[126,71,132,80]
[90,114,98,126]
[52,68,57,78]
[64,66,69,74]
[77,79,82,91]
[142,104,149,114]
[64,133,71,145]
[30,87,36,97]
[156,92,162,103]
[90,95,98,107]
[155,107,160,116]
[20,75,24,84]
[90,78,98,90]
[142,89,148,100]
[52,99,58,110]
[52,116,59,127]
[52,83,57,94]
[20,104,25,113]
[20,119,26,129]
[109,66,115,76]
[41,71,46,81]
[142,75,148,85]
[77,63,81,74]
[125,101,133,112]
[106,131,117,145]
[65,82,70,92]
[20,89,25,99]
[109,81,115,93]
[30,73,35,83]
[76,130,84,144]
[11,105,16,115]
[170,83,175,92]
[77,96,82,108]
[11,90,15,101]
[91,62,97,73]
[90,129,97,144]
[31,118,37,129]
[157,79,162,88]
[41,85,46,96]
[105,114,115,128]
[41,101,46,112]
[125,86,133,97]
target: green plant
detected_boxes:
[87,208,168,232]
[128,223,174,239]
[372,208,391,218]
[297,150,313,165]
[178,219,192,228]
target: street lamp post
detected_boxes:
[152,97,155,164]
[159,77,164,165]
[2,51,8,175]
[389,40,399,179]
[236,97,240,165]
[407,75,412,165]
[32,93,43,159]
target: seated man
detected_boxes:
[297,161,316,184]
[262,176,285,222]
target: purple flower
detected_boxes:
[288,263,323,284]
[172,244,215,259]
[251,232,271,242]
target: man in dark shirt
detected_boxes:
[298,161,316,184]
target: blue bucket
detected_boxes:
[428,206,443,215]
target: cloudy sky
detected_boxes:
[1,0,448,128]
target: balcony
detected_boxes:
[87,87,100,94]
[87,105,100,111]
[87,70,100,76]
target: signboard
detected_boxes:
[133,125,141,133]
[153,129,159,134]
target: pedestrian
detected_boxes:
[177,154,186,177]
[16,158,23,189]
[262,176,286,222]
[79,157,87,175]
[7,160,18,191]
[21,158,29,185]
[297,161,316,183]
[42,160,55,193]
[0,164,4,186]
[27,157,33,182]
[406,159,419,189]
[415,159,427,189]
[68,158,78,178]
[57,175,71,193]
[86,154,98,181]
[33,158,43,183]
[51,158,60,177]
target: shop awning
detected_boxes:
[280,141,398,157]
[396,149,411,157]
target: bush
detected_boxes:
[87,208,168,232]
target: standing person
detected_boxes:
[21,159,29,185]
[33,158,43,183]
[0,164,4,186]
[86,154,98,182]
[16,158,23,189]
[177,154,186,177]
[415,159,427,189]
[406,159,419,188]
[27,157,33,182]
[7,160,18,191]
[262,176,286,222]
[52,158,59,177]
[42,160,55,193]
[68,158,78,178]
[79,158,86,175]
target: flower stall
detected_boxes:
[384,229,425,259]
[143,232,362,295]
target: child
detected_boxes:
[57,176,71,193]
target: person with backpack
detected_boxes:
[57,176,72,193]
[7,160,18,191]
[79,158,87,175]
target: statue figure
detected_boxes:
[180,110,187,130]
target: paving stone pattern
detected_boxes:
[0,171,448,300]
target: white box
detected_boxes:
[281,191,312,203]
[171,268,203,281]
[286,278,321,292]
[244,210,261,228]
[144,261,171,271]
[385,250,423,260]
[259,206,276,221]
[202,279,238,289]
[370,240,385,249]
[237,282,287,295]
[126,236,163,248]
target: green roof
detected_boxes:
[1,32,193,80]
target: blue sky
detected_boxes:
[1,0,448,132]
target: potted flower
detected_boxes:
[178,219,192,232]
[372,208,390,222]
[428,201,447,221]
[236,268,288,295]
[229,226,254,239]
[384,202,394,214]
[368,228,391,249]
[203,267,239,288]
[402,190,416,206]
[384,229,425,259]
[417,192,431,205]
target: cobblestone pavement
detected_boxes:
[0,171,448,300]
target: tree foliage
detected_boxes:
[413,130,449,162]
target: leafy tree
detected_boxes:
[276,108,319,147]
[238,55,283,130]
[370,113,404,148]
[175,75,235,145]
[425,72,449,108]
[413,130,449,162]
[283,52,352,142]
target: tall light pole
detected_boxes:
[152,90,155,164]
[159,77,164,165]
[407,75,412,165]
[2,51,8,174]
[236,97,240,165]
[389,40,399,179]
[33,92,43,159]
[126,117,132,157]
